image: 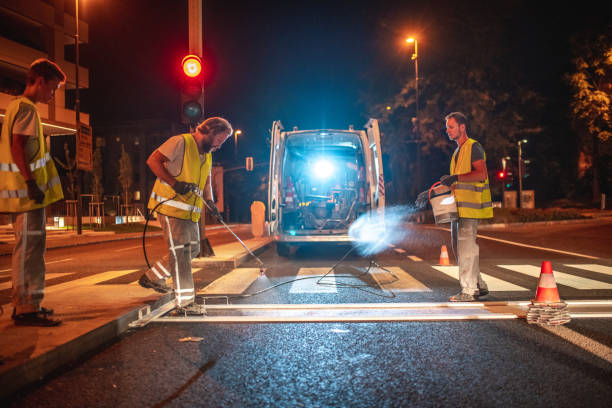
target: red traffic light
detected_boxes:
[497,171,506,180]
[182,55,202,78]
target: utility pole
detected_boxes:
[75,0,82,235]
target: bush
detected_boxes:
[483,207,589,224]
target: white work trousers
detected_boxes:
[159,214,200,307]
[451,218,487,295]
[11,207,46,314]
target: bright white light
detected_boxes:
[313,159,334,179]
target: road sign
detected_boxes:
[76,123,92,171]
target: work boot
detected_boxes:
[168,303,206,316]
[12,308,61,327]
[449,292,478,302]
[478,284,489,297]
[138,274,171,293]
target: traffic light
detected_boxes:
[180,54,204,125]
[496,170,506,181]
[246,157,254,171]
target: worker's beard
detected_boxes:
[198,138,215,153]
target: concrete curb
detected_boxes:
[478,216,612,230]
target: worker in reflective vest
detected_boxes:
[0,59,66,326]
[140,117,232,313]
[439,112,493,302]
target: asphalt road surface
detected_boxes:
[5,221,612,406]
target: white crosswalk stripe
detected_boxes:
[367,266,431,292]
[564,264,612,277]
[498,265,612,290]
[431,265,529,291]
[289,268,337,293]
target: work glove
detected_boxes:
[204,199,222,220]
[440,174,458,187]
[415,190,429,209]
[26,180,45,204]
[173,181,197,195]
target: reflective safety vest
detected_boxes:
[148,133,212,222]
[0,96,64,212]
[450,138,493,219]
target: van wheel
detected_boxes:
[276,242,291,257]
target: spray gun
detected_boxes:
[191,186,266,275]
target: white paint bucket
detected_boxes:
[429,182,458,224]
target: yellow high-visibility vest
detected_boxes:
[450,138,493,219]
[0,96,64,212]
[148,133,211,222]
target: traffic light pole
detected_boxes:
[75,0,82,235]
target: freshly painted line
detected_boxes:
[289,268,337,293]
[155,314,522,323]
[0,272,72,290]
[368,266,432,292]
[198,268,262,295]
[564,264,612,277]
[114,245,152,252]
[543,325,612,363]
[45,269,139,294]
[407,255,423,262]
[432,265,530,291]
[192,301,533,309]
[393,248,406,254]
[429,226,600,260]
[387,243,396,248]
[499,264,612,290]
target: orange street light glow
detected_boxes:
[182,55,202,77]
[406,37,415,43]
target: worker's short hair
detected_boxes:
[197,117,233,137]
[27,59,66,85]
[445,112,468,132]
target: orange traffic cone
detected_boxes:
[533,261,561,303]
[438,245,450,266]
[527,261,570,325]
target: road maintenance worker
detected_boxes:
[418,112,493,301]
[0,59,66,326]
[139,117,232,313]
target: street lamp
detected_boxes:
[234,129,242,160]
[518,139,527,208]
[405,37,420,192]
[75,0,82,235]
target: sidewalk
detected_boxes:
[0,226,273,400]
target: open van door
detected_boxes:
[364,119,385,211]
[267,120,283,236]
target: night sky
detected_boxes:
[80,0,608,166]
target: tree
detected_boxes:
[91,138,104,202]
[53,141,76,200]
[118,144,133,205]
[567,33,612,202]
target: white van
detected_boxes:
[268,119,385,256]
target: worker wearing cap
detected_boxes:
[0,59,66,326]
[439,112,493,302]
[140,117,232,312]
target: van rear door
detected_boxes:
[267,120,283,236]
[364,119,385,211]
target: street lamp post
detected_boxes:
[75,0,82,235]
[406,37,420,192]
[517,139,527,208]
[234,129,242,161]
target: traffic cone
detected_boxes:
[533,261,561,303]
[438,245,450,266]
[527,261,570,325]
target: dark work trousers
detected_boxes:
[11,207,46,314]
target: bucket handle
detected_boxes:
[428,181,442,202]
